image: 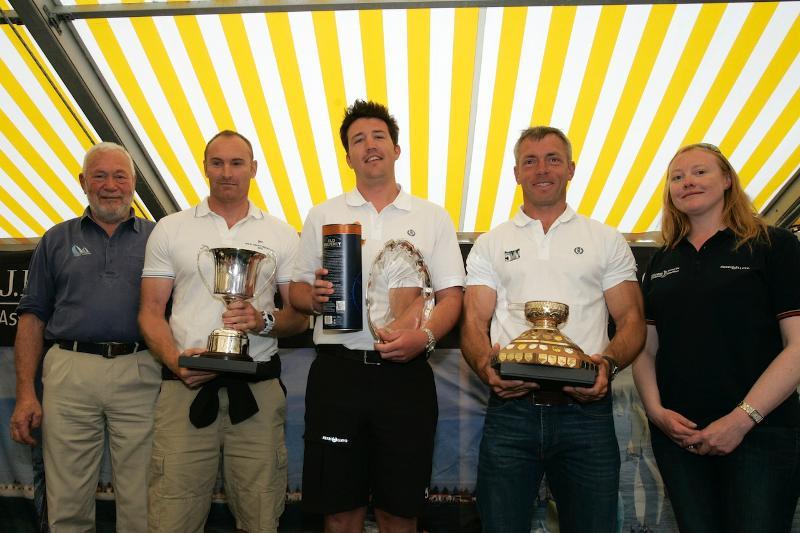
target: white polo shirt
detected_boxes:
[292,187,465,350]
[466,205,636,355]
[143,198,298,361]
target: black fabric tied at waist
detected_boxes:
[162,356,281,429]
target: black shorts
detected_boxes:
[301,349,438,517]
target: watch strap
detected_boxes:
[737,401,764,424]
[259,310,276,336]
[601,355,621,381]
[422,327,436,353]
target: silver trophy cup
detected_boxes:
[179,246,277,374]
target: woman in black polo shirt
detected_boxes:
[632,143,800,533]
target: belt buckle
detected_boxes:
[363,351,381,366]
[104,342,135,359]
[531,393,556,407]
[103,343,118,358]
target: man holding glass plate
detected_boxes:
[290,100,464,533]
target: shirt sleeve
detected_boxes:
[766,228,800,320]
[601,228,638,291]
[16,233,55,322]
[465,233,497,290]
[291,207,323,285]
[427,208,465,291]
[640,249,662,325]
[275,225,299,285]
[141,217,175,279]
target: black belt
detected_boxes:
[316,344,428,365]
[505,390,576,406]
[57,340,147,358]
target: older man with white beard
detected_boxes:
[10,142,160,532]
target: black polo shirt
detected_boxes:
[642,227,800,428]
[17,209,155,343]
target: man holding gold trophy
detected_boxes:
[462,126,645,532]
[138,131,307,532]
[290,100,464,533]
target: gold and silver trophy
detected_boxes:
[179,246,277,374]
[494,301,597,387]
[366,240,434,349]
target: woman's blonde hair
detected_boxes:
[661,143,768,249]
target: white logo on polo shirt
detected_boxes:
[720,265,750,271]
[650,267,679,280]
[321,435,349,444]
[71,244,91,257]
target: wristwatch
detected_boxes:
[601,355,621,381]
[259,310,276,336]
[737,401,764,424]
[422,327,436,354]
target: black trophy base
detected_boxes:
[496,362,597,388]
[179,353,258,375]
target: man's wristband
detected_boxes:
[601,355,621,381]
[259,311,276,336]
[737,401,764,424]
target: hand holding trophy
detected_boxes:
[179,246,277,374]
[366,240,434,353]
[495,301,597,387]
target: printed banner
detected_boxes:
[0,249,33,347]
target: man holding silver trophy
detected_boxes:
[138,130,307,532]
[290,100,465,533]
[461,126,645,532]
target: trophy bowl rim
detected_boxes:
[524,300,569,321]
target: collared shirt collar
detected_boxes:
[80,206,140,232]
[677,227,734,251]
[345,184,411,211]
[195,197,265,220]
[512,204,576,229]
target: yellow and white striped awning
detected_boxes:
[1,0,799,238]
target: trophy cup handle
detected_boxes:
[250,248,279,302]
[196,245,215,295]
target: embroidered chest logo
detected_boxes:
[244,240,269,253]
[407,229,416,237]
[650,267,679,280]
[71,244,91,257]
[719,265,751,271]
[574,246,584,255]
[504,249,521,262]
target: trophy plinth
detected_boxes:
[494,301,597,387]
[179,246,276,375]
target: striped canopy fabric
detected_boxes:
[1,0,799,237]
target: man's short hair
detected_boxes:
[513,126,573,163]
[204,130,254,161]
[339,100,399,152]
[82,142,135,177]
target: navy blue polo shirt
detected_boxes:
[642,227,800,428]
[17,209,155,343]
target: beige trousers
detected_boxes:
[148,379,288,533]
[42,345,161,533]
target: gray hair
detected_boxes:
[82,142,135,177]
